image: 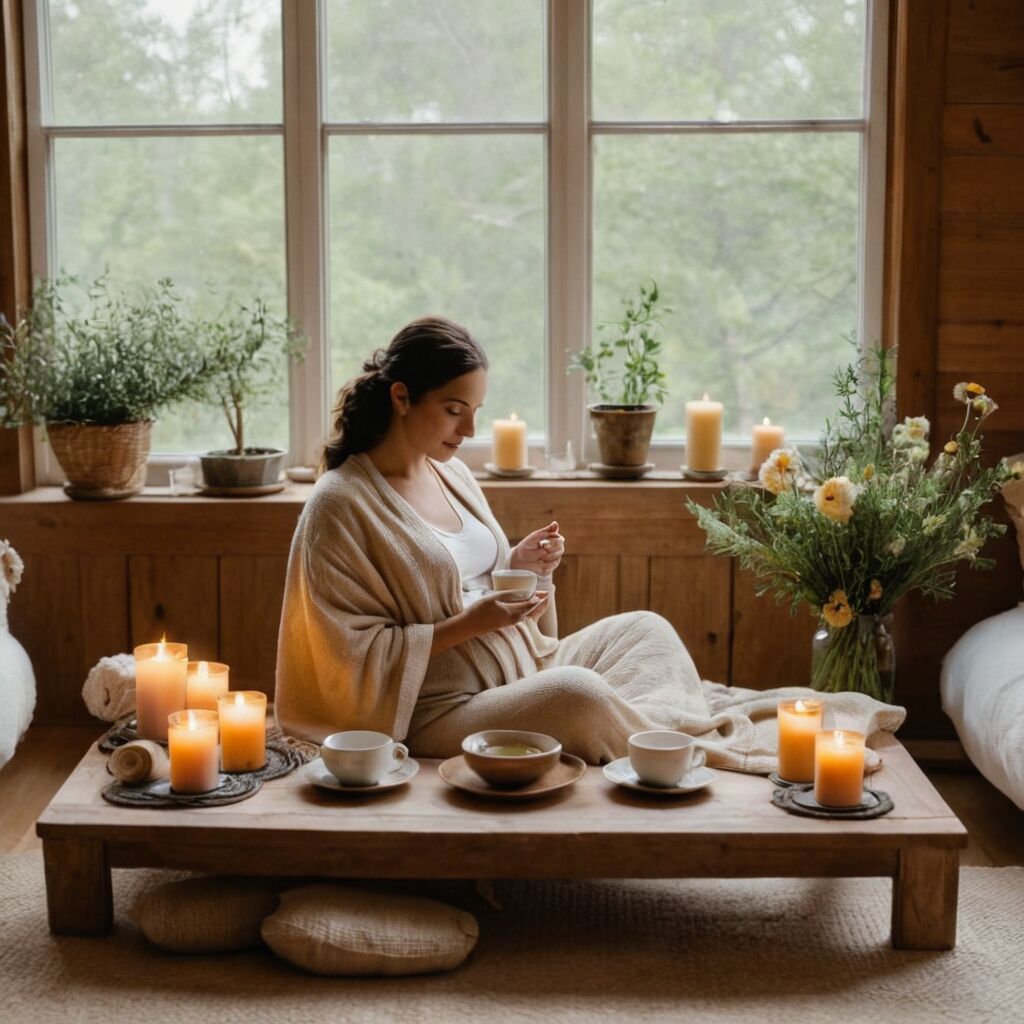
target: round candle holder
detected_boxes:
[771,783,893,820]
[483,462,535,479]
[680,466,729,482]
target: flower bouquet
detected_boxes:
[687,348,1023,702]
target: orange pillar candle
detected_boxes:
[777,698,824,782]
[814,729,866,807]
[218,691,267,771]
[491,413,528,470]
[186,660,230,711]
[168,710,219,793]
[134,640,188,742]
[685,393,723,471]
[751,417,785,474]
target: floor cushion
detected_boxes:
[941,603,1024,811]
[132,876,280,953]
[261,884,479,976]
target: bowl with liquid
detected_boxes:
[461,730,563,788]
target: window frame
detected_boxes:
[22,0,888,482]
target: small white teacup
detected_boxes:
[628,730,705,787]
[491,569,537,600]
[321,730,408,787]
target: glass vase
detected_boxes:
[811,613,896,703]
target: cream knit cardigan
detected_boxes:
[275,453,556,743]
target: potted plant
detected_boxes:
[568,280,669,474]
[193,300,306,493]
[0,276,210,500]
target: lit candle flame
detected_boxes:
[510,412,518,421]
[763,416,771,426]
[198,660,209,680]
[156,634,168,660]
[795,699,807,713]
[187,710,198,731]
[235,692,245,706]
[834,730,846,745]
[702,392,710,402]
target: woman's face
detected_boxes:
[399,368,488,461]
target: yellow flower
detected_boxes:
[823,590,854,629]
[944,440,959,455]
[967,382,985,395]
[869,578,883,601]
[758,447,802,495]
[862,463,875,481]
[813,476,860,524]
[953,381,986,403]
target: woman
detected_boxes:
[275,317,902,766]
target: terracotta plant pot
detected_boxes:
[46,420,153,500]
[199,448,285,491]
[588,405,658,467]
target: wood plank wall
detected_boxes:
[891,0,1024,741]
[1,484,816,726]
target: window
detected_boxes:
[25,0,886,477]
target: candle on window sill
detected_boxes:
[814,729,866,807]
[491,413,528,470]
[685,393,723,471]
[168,710,219,793]
[134,639,188,743]
[219,691,267,772]
[751,417,786,474]
[777,698,824,783]
[186,660,230,712]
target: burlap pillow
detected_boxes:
[260,884,479,976]
[132,876,280,953]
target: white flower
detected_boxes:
[908,444,929,463]
[953,382,986,403]
[892,415,930,448]
[887,537,906,556]
[953,529,984,561]
[758,447,802,495]
[0,539,24,598]
[922,513,948,535]
[813,476,860,524]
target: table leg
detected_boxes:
[891,847,959,950]
[42,837,113,936]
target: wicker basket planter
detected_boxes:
[46,421,153,501]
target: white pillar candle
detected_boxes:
[685,394,723,472]
[777,698,824,783]
[186,660,230,712]
[168,709,219,793]
[218,691,267,772]
[491,413,528,470]
[814,730,866,807]
[751,417,786,474]
[134,640,188,743]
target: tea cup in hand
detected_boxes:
[491,569,537,600]
[627,730,704,787]
[320,730,408,787]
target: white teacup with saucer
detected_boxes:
[604,731,714,794]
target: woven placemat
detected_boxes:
[102,771,263,808]
[771,783,894,820]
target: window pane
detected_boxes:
[593,133,860,439]
[593,0,867,121]
[53,136,287,453]
[48,0,281,125]
[325,0,545,123]
[328,135,545,434]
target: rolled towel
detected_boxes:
[82,653,136,722]
[110,740,169,785]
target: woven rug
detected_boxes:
[1,854,1020,1024]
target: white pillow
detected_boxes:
[261,884,479,976]
[132,876,280,953]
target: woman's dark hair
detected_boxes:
[321,316,488,472]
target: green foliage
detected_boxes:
[569,280,669,407]
[0,276,210,426]
[193,302,307,455]
[686,348,1019,626]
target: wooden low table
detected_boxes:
[36,733,966,950]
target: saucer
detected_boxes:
[304,756,419,793]
[588,462,654,480]
[438,752,586,800]
[679,466,729,482]
[603,756,715,795]
[484,463,535,479]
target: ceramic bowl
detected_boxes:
[461,730,562,788]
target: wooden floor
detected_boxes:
[2,725,1024,867]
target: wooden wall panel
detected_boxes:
[553,554,619,639]
[937,322,1024,374]
[618,555,650,611]
[128,556,219,661]
[941,213,1024,270]
[7,554,82,722]
[219,556,287,696]
[943,106,1024,157]
[648,556,731,683]
[729,567,816,690]
[79,555,129,680]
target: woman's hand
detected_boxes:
[510,521,565,577]
[465,591,548,633]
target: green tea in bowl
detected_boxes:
[462,730,562,788]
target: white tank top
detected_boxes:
[426,487,499,606]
